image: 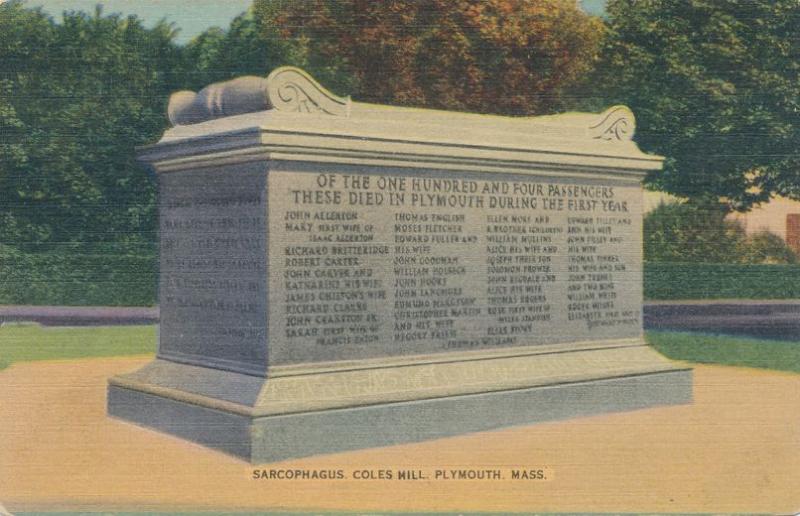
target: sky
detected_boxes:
[25,0,254,44]
[25,0,607,45]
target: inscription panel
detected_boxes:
[268,167,642,365]
[159,162,268,374]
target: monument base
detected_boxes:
[108,341,692,463]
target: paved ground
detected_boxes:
[0,356,797,513]
[644,300,800,341]
[0,305,158,326]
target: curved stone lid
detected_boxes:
[143,66,661,175]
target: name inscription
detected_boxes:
[268,170,642,365]
[158,163,268,374]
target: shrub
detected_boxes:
[644,200,746,263]
[0,250,156,306]
[740,231,798,264]
[644,199,799,265]
[644,262,800,299]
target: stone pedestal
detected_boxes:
[108,67,692,463]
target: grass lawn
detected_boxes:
[1,324,798,374]
[0,323,156,370]
[646,331,800,373]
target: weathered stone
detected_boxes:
[167,67,351,125]
[108,66,692,463]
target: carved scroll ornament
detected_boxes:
[589,105,636,141]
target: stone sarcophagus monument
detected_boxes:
[108,67,692,463]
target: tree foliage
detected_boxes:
[253,0,605,115]
[599,0,800,211]
[644,201,797,264]
[182,10,301,91]
[0,1,186,253]
[5,0,800,265]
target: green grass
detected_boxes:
[646,331,800,373]
[0,323,156,370]
[1,325,798,374]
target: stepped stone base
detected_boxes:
[108,343,692,464]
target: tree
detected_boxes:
[0,1,184,253]
[0,80,29,245]
[599,0,800,211]
[0,2,56,248]
[253,0,605,115]
[183,10,302,92]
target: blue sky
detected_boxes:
[26,0,607,45]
